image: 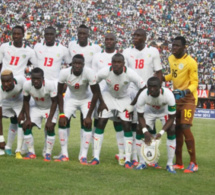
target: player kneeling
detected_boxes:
[22,68,57,161]
[136,77,176,173]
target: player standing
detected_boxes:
[92,33,125,165]
[34,26,71,157]
[136,77,176,173]
[56,54,100,164]
[22,68,57,161]
[164,36,198,173]
[123,29,163,166]
[68,24,101,159]
[0,25,37,158]
[90,53,146,168]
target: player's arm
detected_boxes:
[0,107,6,149]
[83,84,100,129]
[187,60,198,94]
[22,95,31,131]
[45,96,57,131]
[154,70,163,83]
[138,112,153,145]
[155,113,175,140]
[58,82,67,127]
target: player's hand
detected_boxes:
[0,141,6,149]
[123,105,134,113]
[98,102,108,118]
[59,117,68,127]
[155,133,162,140]
[22,119,32,131]
[45,119,55,131]
[144,131,153,146]
[17,111,25,124]
[173,89,187,100]
[83,117,92,129]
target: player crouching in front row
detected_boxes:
[21,68,58,161]
[136,77,177,173]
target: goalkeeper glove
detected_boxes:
[173,89,187,100]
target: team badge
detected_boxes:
[22,54,26,58]
[141,139,161,164]
[90,52,93,56]
[57,54,60,57]
[148,54,151,57]
[178,63,184,70]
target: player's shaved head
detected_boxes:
[73,54,85,62]
[12,25,25,35]
[147,76,161,87]
[31,67,44,77]
[112,53,124,62]
[105,33,116,41]
[45,26,56,34]
[135,28,146,37]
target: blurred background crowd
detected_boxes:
[0,0,215,85]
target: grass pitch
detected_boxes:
[0,116,214,195]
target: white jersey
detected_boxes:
[97,66,145,98]
[0,42,37,76]
[34,42,71,81]
[0,76,25,107]
[23,79,57,110]
[68,41,101,68]
[92,50,118,91]
[58,66,97,100]
[136,87,176,116]
[123,45,162,84]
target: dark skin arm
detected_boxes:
[138,112,153,145]
[83,84,100,129]
[22,95,31,131]
[45,96,57,131]
[0,107,6,149]
[154,70,163,83]
[155,113,176,139]
[58,82,68,127]
[97,86,108,118]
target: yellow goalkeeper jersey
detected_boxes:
[165,53,198,105]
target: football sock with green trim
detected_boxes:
[15,126,24,153]
[24,129,35,154]
[46,135,55,155]
[81,130,92,158]
[132,131,138,162]
[136,134,145,164]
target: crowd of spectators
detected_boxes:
[0,0,215,85]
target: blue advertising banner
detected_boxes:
[194,108,215,119]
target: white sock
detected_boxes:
[81,131,92,158]
[124,136,133,162]
[166,138,176,166]
[15,127,24,153]
[93,133,104,160]
[136,139,146,164]
[5,123,17,150]
[91,126,96,157]
[24,134,35,154]
[43,129,47,154]
[78,128,84,160]
[116,131,124,160]
[46,136,55,155]
[132,131,138,161]
[59,128,68,157]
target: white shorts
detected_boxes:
[100,92,131,121]
[30,106,57,129]
[144,113,168,130]
[2,100,23,118]
[64,97,92,119]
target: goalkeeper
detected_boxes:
[164,36,198,173]
[136,76,176,173]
